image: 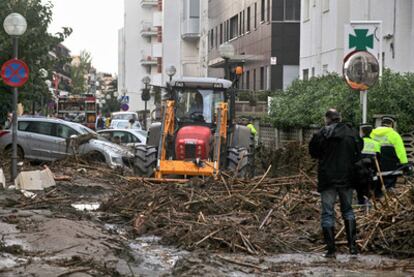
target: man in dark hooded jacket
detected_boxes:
[309,109,363,258]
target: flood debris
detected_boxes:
[100,170,414,258]
[14,167,55,191]
[0,168,5,188]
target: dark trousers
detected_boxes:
[320,187,355,228]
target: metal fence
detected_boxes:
[259,124,414,163]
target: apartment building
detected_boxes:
[300,0,414,79]
[207,0,301,91]
[118,0,208,114]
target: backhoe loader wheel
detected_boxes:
[227,147,250,178]
[134,145,157,177]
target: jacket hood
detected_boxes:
[371,126,393,136]
[321,122,354,139]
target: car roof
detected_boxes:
[17,117,92,132]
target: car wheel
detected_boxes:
[3,145,24,161]
[83,151,106,163]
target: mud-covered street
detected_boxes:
[1,159,413,276]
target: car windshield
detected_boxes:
[175,89,224,123]
[112,113,138,121]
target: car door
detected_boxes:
[54,123,80,159]
[22,121,59,161]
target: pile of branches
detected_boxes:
[102,173,323,254]
[102,172,414,257]
[358,183,414,257]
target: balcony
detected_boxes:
[140,22,157,37]
[140,55,158,66]
[140,0,158,8]
[181,18,200,40]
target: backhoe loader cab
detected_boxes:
[134,77,254,179]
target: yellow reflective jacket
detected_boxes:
[246,123,257,136]
[362,137,381,155]
[371,127,407,164]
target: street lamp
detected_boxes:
[219,42,235,80]
[166,65,176,82]
[3,13,27,181]
[141,76,151,130]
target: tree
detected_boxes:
[71,50,92,94]
[101,79,120,115]
[269,70,414,133]
[0,0,72,122]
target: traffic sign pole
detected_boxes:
[11,37,18,181]
[361,90,368,124]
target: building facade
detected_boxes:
[300,0,414,79]
[207,0,301,91]
[118,0,208,114]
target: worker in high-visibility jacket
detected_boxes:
[246,117,257,136]
[371,116,408,195]
[356,124,381,204]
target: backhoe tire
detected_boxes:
[134,145,157,177]
[227,147,250,178]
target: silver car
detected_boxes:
[97,129,147,148]
[0,117,134,168]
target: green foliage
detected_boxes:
[269,70,414,133]
[0,0,71,122]
[101,79,120,115]
[71,50,92,94]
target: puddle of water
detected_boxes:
[0,254,27,269]
[127,236,188,277]
[71,202,100,211]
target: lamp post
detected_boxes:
[141,76,151,130]
[219,42,236,123]
[3,13,27,180]
[166,65,176,82]
[218,42,235,80]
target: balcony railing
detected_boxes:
[140,0,157,8]
[140,55,158,66]
[141,22,158,37]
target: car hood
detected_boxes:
[89,139,134,157]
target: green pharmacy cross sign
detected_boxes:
[349,29,374,51]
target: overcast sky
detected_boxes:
[44,0,124,75]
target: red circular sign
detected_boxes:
[1,59,30,87]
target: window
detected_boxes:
[239,12,242,36]
[260,67,265,90]
[219,24,223,44]
[322,0,329,12]
[303,69,309,81]
[215,26,218,48]
[23,121,55,136]
[247,7,251,32]
[322,64,328,75]
[303,0,310,21]
[261,0,265,22]
[254,3,258,28]
[229,15,238,40]
[311,67,315,77]
[246,70,250,89]
[242,10,245,33]
[189,0,200,19]
[253,69,257,90]
[210,29,214,48]
[285,0,300,21]
[56,124,78,139]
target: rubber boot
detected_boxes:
[322,227,336,258]
[345,219,358,255]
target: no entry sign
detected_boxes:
[1,59,29,87]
